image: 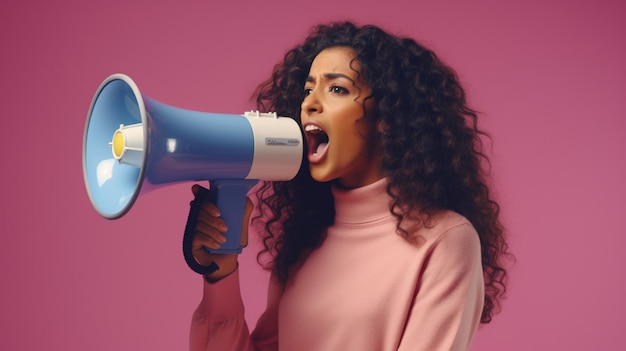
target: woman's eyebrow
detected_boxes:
[305,73,355,83]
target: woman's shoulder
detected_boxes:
[430,210,474,232]
[408,210,479,248]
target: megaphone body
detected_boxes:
[83,74,303,257]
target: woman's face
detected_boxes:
[301,46,383,188]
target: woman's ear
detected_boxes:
[377,119,386,135]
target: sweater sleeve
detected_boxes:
[189,269,281,351]
[397,223,485,351]
[189,269,255,351]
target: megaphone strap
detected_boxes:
[182,186,220,275]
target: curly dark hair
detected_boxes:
[251,21,510,324]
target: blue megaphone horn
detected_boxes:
[82,74,303,272]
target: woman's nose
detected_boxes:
[301,91,321,115]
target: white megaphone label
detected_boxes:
[243,111,303,180]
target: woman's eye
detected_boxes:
[304,88,313,95]
[330,85,348,94]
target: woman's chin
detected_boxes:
[308,166,335,184]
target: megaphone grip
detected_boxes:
[183,186,220,275]
[182,179,257,275]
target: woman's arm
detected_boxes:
[397,224,485,351]
[190,270,254,351]
[188,184,279,351]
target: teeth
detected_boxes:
[304,124,322,132]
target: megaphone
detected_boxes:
[82,74,303,268]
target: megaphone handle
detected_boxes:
[182,179,256,275]
[206,179,257,254]
[183,185,219,275]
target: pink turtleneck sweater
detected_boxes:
[190,178,484,351]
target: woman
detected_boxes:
[189,21,510,351]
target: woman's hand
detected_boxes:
[190,184,252,282]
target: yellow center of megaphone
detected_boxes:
[112,130,125,159]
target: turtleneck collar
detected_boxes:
[331,177,394,225]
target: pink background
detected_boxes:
[1,0,624,349]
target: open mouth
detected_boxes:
[304,124,329,162]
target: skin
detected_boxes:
[192,47,384,280]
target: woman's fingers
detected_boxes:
[194,205,227,244]
[192,229,223,250]
[194,222,227,247]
